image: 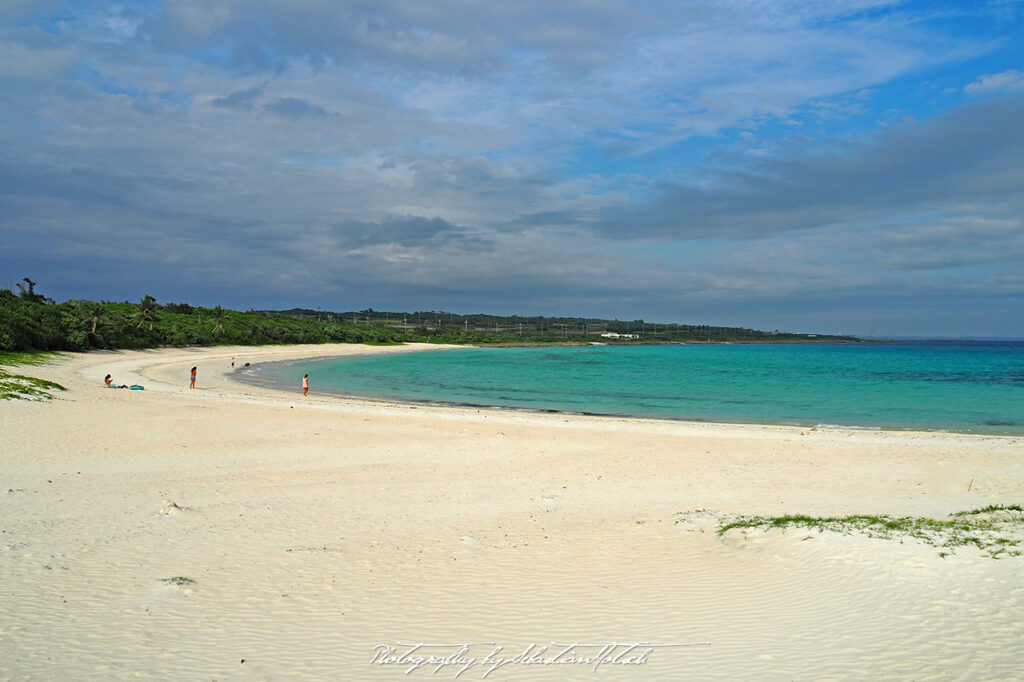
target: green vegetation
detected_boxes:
[0,369,66,401]
[0,350,66,401]
[0,278,857,354]
[273,307,859,343]
[0,283,409,352]
[0,350,57,366]
[708,508,1024,559]
[951,504,1023,516]
[161,576,196,585]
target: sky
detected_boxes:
[2,0,1023,337]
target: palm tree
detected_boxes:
[16,277,36,300]
[137,294,158,330]
[81,301,107,333]
[211,305,228,337]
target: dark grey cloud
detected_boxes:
[597,94,1024,241]
[212,81,268,110]
[331,216,488,250]
[228,42,285,76]
[264,96,328,118]
[0,0,61,25]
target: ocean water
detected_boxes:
[246,342,1024,434]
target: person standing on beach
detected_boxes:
[231,357,235,368]
[302,374,309,396]
[190,366,197,389]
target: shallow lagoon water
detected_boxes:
[246,341,1024,434]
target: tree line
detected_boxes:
[0,278,856,353]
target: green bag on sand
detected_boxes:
[130,385,144,390]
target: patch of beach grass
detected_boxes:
[0,351,59,367]
[0,370,66,401]
[683,508,1024,559]
[161,576,196,586]
[0,352,66,400]
[950,504,1023,516]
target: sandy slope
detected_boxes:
[2,344,1022,681]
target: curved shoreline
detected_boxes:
[21,342,1021,447]
[14,339,1024,440]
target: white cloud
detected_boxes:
[965,69,1024,94]
[0,40,78,80]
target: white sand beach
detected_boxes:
[2,344,1022,681]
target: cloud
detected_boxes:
[264,96,328,118]
[965,69,1024,95]
[228,43,285,76]
[211,81,268,110]
[596,94,1024,241]
[2,1,1023,336]
[0,0,60,24]
[0,39,79,80]
[330,215,484,250]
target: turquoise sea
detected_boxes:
[244,342,1024,434]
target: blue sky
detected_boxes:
[2,0,1023,337]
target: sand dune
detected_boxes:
[2,344,1022,680]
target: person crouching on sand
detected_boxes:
[190,366,197,389]
[302,374,309,396]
